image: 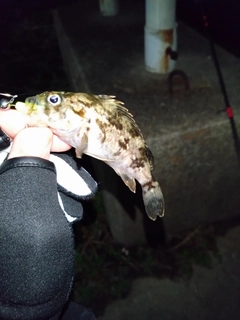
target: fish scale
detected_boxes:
[16,91,165,220]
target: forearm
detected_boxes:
[0,114,97,319]
[0,157,74,320]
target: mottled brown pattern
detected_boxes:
[118,140,127,150]
[95,118,107,143]
[95,118,105,131]
[131,157,145,169]
[73,108,86,118]
[113,150,122,156]
[19,91,165,220]
[145,145,154,169]
[43,107,51,116]
[109,117,123,130]
[129,127,139,138]
[142,181,155,192]
[138,147,146,157]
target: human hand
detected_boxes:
[0,105,97,224]
[0,109,71,159]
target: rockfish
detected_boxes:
[16,91,165,220]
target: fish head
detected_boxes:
[25,91,66,114]
[15,91,85,131]
[15,91,67,117]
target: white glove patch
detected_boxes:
[50,154,93,197]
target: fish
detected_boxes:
[15,91,165,220]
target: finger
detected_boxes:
[0,109,72,153]
[0,109,27,139]
[8,128,53,160]
[51,135,72,152]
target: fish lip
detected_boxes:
[25,96,37,110]
[25,96,36,104]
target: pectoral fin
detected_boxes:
[75,134,88,158]
[117,172,136,193]
[112,168,136,192]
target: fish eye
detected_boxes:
[47,94,61,106]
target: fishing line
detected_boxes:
[198,1,240,163]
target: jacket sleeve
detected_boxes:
[0,156,75,320]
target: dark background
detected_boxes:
[1,1,239,315]
[0,0,239,94]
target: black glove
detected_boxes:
[0,148,98,320]
[50,153,98,223]
[0,139,98,223]
[0,129,10,151]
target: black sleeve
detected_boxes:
[0,157,74,320]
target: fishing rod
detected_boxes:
[199,1,240,163]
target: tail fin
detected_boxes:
[142,180,165,221]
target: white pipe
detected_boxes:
[99,0,119,16]
[145,0,177,74]
[145,0,176,30]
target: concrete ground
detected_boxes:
[98,226,240,320]
[53,0,240,244]
[53,1,240,319]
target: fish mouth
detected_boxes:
[25,96,36,105]
[24,96,39,112]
